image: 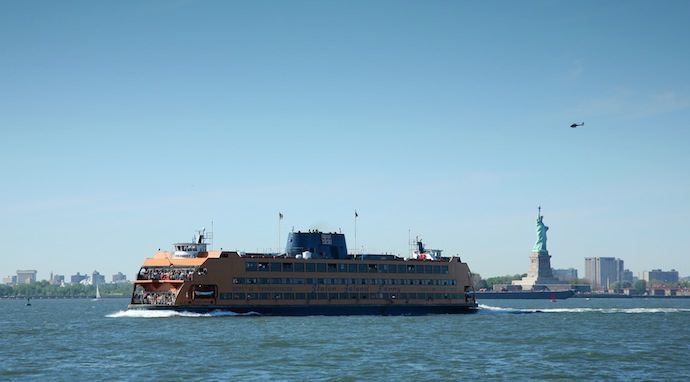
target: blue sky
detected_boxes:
[2,0,689,281]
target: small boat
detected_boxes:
[92,284,101,301]
[26,297,31,306]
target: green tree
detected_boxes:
[633,280,647,294]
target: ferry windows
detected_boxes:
[219,293,231,300]
[358,264,367,273]
[259,278,269,284]
[307,293,317,300]
[441,266,449,274]
[270,263,281,272]
[246,262,257,271]
[306,278,315,285]
[327,263,337,272]
[258,262,269,272]
[424,265,433,274]
[247,278,258,284]
[259,293,269,300]
[339,293,349,299]
[368,264,378,273]
[282,263,293,272]
[329,292,338,300]
[294,263,305,272]
[338,264,347,272]
[306,263,316,272]
[284,293,295,300]
[295,293,305,299]
[398,265,407,273]
[317,263,326,272]
[416,266,424,274]
[433,266,441,274]
[318,293,328,300]
[317,278,325,284]
[247,293,256,300]
[348,264,357,272]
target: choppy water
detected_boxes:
[1,298,689,381]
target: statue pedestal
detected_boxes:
[512,250,563,290]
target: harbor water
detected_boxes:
[1,298,689,381]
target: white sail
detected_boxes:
[95,284,101,299]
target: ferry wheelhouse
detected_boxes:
[129,229,478,315]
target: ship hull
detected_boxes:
[128,303,478,316]
[472,290,574,300]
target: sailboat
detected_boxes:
[92,284,101,301]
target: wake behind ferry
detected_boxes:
[129,229,478,315]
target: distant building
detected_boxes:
[642,269,679,284]
[16,270,37,285]
[50,274,65,285]
[112,272,128,283]
[3,275,17,285]
[622,269,634,284]
[71,272,88,284]
[552,268,578,282]
[585,257,624,290]
[91,270,106,286]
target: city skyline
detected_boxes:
[2,1,689,280]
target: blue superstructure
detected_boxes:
[285,230,348,259]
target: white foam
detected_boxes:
[479,304,690,314]
[106,309,259,318]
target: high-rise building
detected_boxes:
[71,272,88,284]
[112,272,128,283]
[92,270,106,286]
[552,268,578,282]
[50,274,65,285]
[584,257,624,290]
[622,269,634,284]
[642,269,679,284]
[3,275,17,285]
[16,270,37,285]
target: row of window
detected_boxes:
[232,277,457,286]
[219,292,465,301]
[245,262,449,274]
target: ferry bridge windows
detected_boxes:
[306,263,316,272]
[245,262,257,271]
[338,264,347,272]
[294,263,305,272]
[282,263,293,272]
[348,264,357,273]
[270,263,281,272]
[368,264,378,273]
[441,266,449,274]
[258,262,269,271]
[316,263,326,272]
[327,263,338,272]
[358,264,368,273]
[433,266,441,274]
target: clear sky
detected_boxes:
[2,0,689,281]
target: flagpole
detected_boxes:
[278,212,282,254]
[354,210,358,257]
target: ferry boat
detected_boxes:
[128,229,478,315]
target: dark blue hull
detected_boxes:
[472,290,574,300]
[128,303,478,316]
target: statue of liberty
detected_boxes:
[533,206,548,252]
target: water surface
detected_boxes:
[1,298,689,381]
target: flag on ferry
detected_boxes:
[355,211,358,218]
[279,212,283,220]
